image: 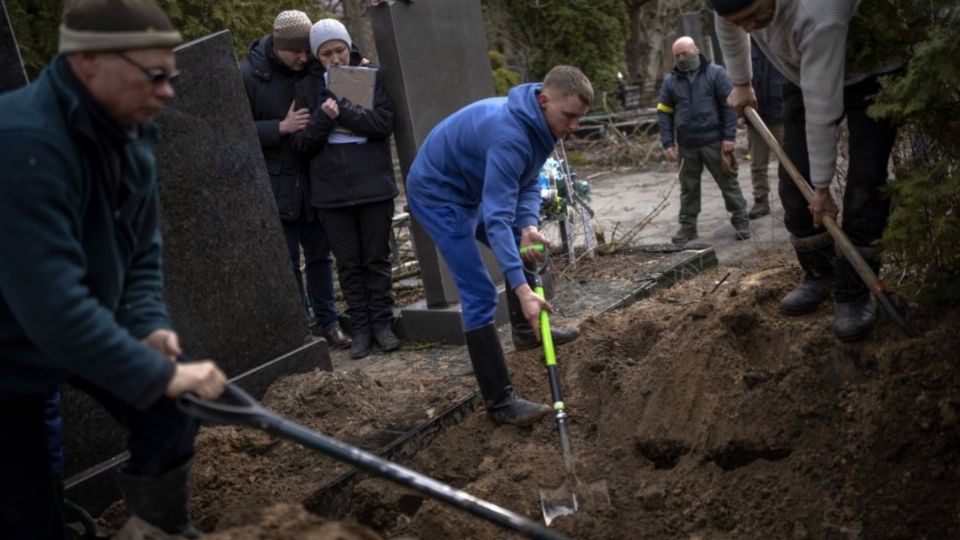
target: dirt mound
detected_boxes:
[343,265,960,539]
[205,503,383,540]
[166,253,960,539]
[189,368,472,531]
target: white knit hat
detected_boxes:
[309,19,351,56]
[273,10,311,51]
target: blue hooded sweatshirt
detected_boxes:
[406,83,556,290]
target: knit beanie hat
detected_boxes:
[309,19,352,56]
[273,10,312,51]
[58,0,182,54]
[706,0,757,16]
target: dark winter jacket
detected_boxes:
[751,40,787,125]
[657,54,737,149]
[0,56,175,408]
[240,35,320,221]
[291,58,398,210]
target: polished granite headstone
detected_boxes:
[63,30,330,513]
[0,0,27,93]
[371,0,508,344]
[152,31,328,376]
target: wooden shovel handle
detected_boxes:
[743,107,885,295]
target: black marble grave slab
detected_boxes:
[371,0,500,310]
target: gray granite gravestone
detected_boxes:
[62,30,330,514]
[0,0,27,93]
[151,30,329,377]
[371,0,509,344]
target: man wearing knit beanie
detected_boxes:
[273,9,312,52]
[710,0,904,342]
[0,0,227,539]
[240,11,352,350]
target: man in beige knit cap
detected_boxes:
[0,0,227,539]
[240,11,352,349]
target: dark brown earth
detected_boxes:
[104,249,960,539]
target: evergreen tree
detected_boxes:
[494,0,628,96]
[868,3,960,303]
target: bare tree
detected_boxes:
[340,0,378,63]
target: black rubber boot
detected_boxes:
[781,234,835,315]
[114,460,200,539]
[506,282,580,351]
[832,251,880,342]
[465,323,550,427]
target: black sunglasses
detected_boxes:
[113,52,180,85]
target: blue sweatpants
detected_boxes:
[407,197,518,331]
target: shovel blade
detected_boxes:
[577,478,611,508]
[539,483,577,526]
[539,478,611,526]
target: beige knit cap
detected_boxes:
[273,10,312,51]
[58,0,182,54]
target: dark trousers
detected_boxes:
[281,208,338,330]
[319,200,395,334]
[779,76,897,247]
[0,382,197,540]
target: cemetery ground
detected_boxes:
[104,158,960,539]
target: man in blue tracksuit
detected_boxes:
[406,66,592,426]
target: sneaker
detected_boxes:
[734,222,751,240]
[671,227,698,245]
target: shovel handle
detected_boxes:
[744,107,920,338]
[179,385,568,540]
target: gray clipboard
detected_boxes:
[327,66,377,110]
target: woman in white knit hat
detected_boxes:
[291,19,400,360]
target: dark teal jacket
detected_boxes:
[657,54,737,149]
[0,56,175,408]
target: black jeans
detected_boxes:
[779,76,898,247]
[280,207,338,330]
[319,200,395,334]
[0,382,197,540]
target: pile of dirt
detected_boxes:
[174,252,959,539]
[341,263,960,539]
[188,367,473,531]
[200,503,383,540]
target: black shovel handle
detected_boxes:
[179,384,567,540]
[744,107,921,338]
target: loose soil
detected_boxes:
[110,250,960,539]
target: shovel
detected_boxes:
[178,384,568,540]
[744,106,921,338]
[519,247,610,525]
